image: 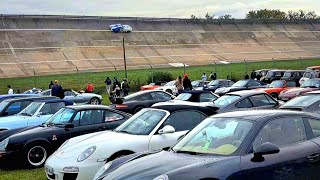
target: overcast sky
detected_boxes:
[0,0,319,18]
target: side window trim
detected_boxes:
[303,117,320,140]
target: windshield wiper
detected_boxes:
[115,130,134,134]
[19,112,32,116]
[174,150,207,155]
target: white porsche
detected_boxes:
[155,81,178,95]
[45,104,213,180]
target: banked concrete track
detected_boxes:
[0,15,320,78]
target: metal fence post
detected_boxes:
[149,64,153,83]
[244,59,248,73]
[182,62,186,75]
[214,61,217,73]
[272,58,275,68]
[299,57,303,68]
[33,69,36,88]
[76,66,79,90]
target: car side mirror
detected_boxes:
[171,96,175,100]
[158,125,175,134]
[65,123,74,129]
[251,142,280,162]
[37,112,43,117]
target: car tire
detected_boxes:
[133,106,144,114]
[90,97,101,105]
[270,93,278,99]
[165,89,173,94]
[23,143,49,168]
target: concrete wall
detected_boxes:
[0,16,320,78]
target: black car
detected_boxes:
[173,90,219,103]
[0,96,57,117]
[214,79,268,96]
[194,79,234,92]
[0,105,131,168]
[213,90,280,113]
[191,80,210,89]
[261,70,287,84]
[96,110,320,180]
[281,70,305,87]
[109,90,174,114]
[280,90,320,113]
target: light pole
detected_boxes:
[123,37,128,79]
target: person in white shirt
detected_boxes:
[201,73,207,81]
[7,85,13,94]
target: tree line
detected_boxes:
[191,9,319,20]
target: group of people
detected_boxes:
[201,72,217,81]
[105,77,130,97]
[174,74,193,94]
[244,70,262,80]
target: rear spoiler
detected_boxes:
[109,97,124,104]
[205,104,220,111]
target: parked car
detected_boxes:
[41,89,102,105]
[299,66,320,85]
[109,90,174,114]
[172,90,219,103]
[0,105,131,168]
[255,69,270,80]
[109,24,132,33]
[155,81,177,95]
[213,90,280,113]
[95,110,320,180]
[278,78,320,101]
[194,79,234,92]
[258,80,296,98]
[215,79,268,96]
[260,69,287,83]
[0,96,57,117]
[23,88,43,94]
[140,81,167,91]
[0,99,74,131]
[281,70,305,87]
[45,103,217,180]
[280,90,320,113]
[191,80,210,89]
[0,94,39,103]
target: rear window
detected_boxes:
[175,93,192,101]
[283,95,320,107]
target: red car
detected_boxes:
[140,81,167,91]
[279,78,320,101]
[257,80,296,98]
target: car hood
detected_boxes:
[10,125,54,138]
[55,131,139,159]
[105,151,235,180]
[0,115,31,128]
[141,85,159,89]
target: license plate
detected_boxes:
[45,166,54,175]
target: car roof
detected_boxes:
[284,70,305,72]
[152,102,216,114]
[305,90,320,94]
[33,99,73,104]
[227,90,266,96]
[181,90,214,94]
[2,96,57,103]
[212,110,316,121]
[65,105,111,110]
[125,90,170,97]
[268,69,287,72]
[0,94,39,99]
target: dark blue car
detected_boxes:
[95,110,320,180]
[0,94,39,103]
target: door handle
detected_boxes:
[307,153,320,162]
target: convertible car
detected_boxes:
[0,105,131,168]
[215,80,268,96]
[95,110,320,180]
[45,103,217,180]
[41,89,103,105]
[0,99,73,131]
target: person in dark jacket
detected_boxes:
[51,80,64,99]
[250,70,256,79]
[49,81,54,89]
[183,74,192,90]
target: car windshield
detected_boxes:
[115,108,167,135]
[46,108,75,125]
[164,81,175,86]
[208,80,220,86]
[175,93,192,101]
[301,79,320,88]
[19,102,43,116]
[283,72,292,77]
[232,80,247,87]
[0,101,9,112]
[173,117,253,155]
[191,81,200,86]
[269,81,284,88]
[266,71,275,77]
[213,95,241,108]
[283,95,320,107]
[303,72,311,78]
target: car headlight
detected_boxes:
[0,138,9,150]
[77,146,96,162]
[93,162,112,180]
[153,175,169,180]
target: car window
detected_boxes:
[160,110,207,132]
[42,90,51,96]
[248,94,271,107]
[247,81,261,87]
[64,91,75,96]
[214,95,241,108]
[264,94,277,105]
[151,92,171,100]
[73,110,104,126]
[199,93,217,102]
[39,102,65,115]
[5,102,22,115]
[306,118,320,138]
[175,93,192,101]
[105,111,124,122]
[235,98,253,108]
[253,117,306,151]
[138,93,153,101]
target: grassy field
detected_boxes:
[0,58,320,179]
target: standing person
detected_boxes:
[113,77,120,91]
[121,78,130,96]
[7,85,13,94]
[86,82,94,93]
[209,72,213,80]
[250,70,256,79]
[51,80,64,99]
[213,73,217,80]
[183,74,192,91]
[105,77,112,95]
[175,76,183,94]
[201,73,207,81]
[244,73,249,80]
[113,85,121,98]
[49,81,54,89]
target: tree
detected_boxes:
[246,9,286,19]
[287,10,319,20]
[218,14,234,20]
[205,13,214,21]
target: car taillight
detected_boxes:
[115,104,128,108]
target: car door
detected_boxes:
[64,91,84,103]
[239,117,320,180]
[148,110,207,150]
[248,94,278,110]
